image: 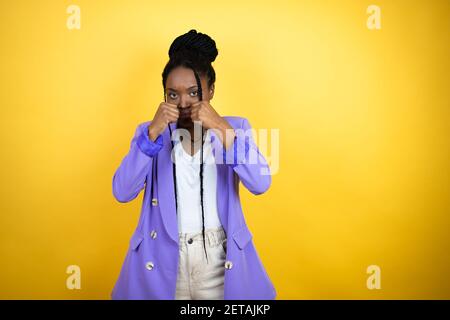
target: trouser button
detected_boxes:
[187,238,193,244]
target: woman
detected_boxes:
[111,29,276,300]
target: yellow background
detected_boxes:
[0,0,449,299]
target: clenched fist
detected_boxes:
[148,102,179,141]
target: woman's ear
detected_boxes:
[209,84,215,100]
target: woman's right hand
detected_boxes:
[148,102,179,141]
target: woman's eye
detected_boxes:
[190,91,198,97]
[169,93,177,99]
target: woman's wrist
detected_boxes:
[148,124,161,142]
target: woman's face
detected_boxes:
[165,66,214,128]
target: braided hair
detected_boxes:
[162,29,218,264]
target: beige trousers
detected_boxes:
[175,226,227,300]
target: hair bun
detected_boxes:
[169,29,218,63]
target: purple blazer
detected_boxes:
[111,116,276,299]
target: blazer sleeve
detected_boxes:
[112,121,163,203]
[222,117,272,195]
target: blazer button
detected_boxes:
[151,198,158,206]
[224,260,233,270]
[145,261,154,271]
[150,230,157,239]
[187,238,193,244]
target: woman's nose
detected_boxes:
[178,97,192,109]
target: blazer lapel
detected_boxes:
[157,122,178,244]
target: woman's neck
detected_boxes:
[177,121,203,142]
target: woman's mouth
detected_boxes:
[179,108,191,118]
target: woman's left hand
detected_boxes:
[190,101,223,129]
[190,101,236,149]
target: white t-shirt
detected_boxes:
[173,129,222,234]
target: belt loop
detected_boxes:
[217,227,222,241]
[208,231,215,247]
[214,229,219,246]
[213,230,218,246]
[206,232,211,247]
